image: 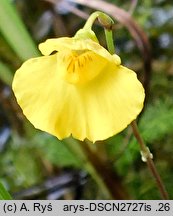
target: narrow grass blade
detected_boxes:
[0,182,12,200]
[0,0,39,61]
[0,61,13,85]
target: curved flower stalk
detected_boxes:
[12,12,145,143]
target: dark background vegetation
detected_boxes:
[0,0,173,199]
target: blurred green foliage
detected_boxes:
[0,181,12,200]
[0,0,173,199]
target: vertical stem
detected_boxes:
[104,29,115,54]
[131,120,169,199]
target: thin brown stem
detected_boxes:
[131,120,169,200]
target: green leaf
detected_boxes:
[35,134,82,167]
[0,0,39,61]
[0,61,13,85]
[12,146,44,186]
[131,100,173,145]
[0,182,12,200]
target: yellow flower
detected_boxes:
[12,35,145,142]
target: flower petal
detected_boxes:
[76,64,145,142]
[12,54,89,139]
[12,54,144,142]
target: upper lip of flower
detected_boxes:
[38,37,121,65]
